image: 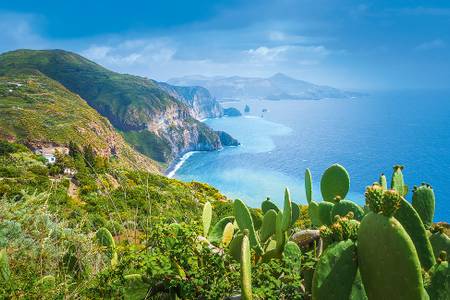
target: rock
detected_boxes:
[223,107,242,117]
[216,131,240,146]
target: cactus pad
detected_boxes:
[305,168,313,204]
[241,234,253,300]
[320,164,350,202]
[358,212,428,300]
[412,183,435,228]
[312,240,358,300]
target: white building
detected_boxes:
[33,145,69,164]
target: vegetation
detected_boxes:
[0,71,159,172]
[0,139,449,299]
[0,50,224,163]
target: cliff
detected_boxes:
[157,82,223,119]
[0,49,233,164]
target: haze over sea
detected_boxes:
[174,90,450,221]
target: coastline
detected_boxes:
[165,151,199,178]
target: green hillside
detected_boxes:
[0,50,223,163]
[0,70,159,172]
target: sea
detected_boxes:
[171,90,450,221]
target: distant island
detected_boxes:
[168,73,362,101]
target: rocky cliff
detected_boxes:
[157,82,223,119]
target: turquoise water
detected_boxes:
[175,90,450,221]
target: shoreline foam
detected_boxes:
[166,151,199,178]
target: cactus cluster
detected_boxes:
[195,163,448,299]
[308,163,447,300]
[306,164,365,227]
[202,188,302,299]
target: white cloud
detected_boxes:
[246,45,329,64]
[415,39,445,51]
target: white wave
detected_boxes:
[244,115,259,119]
[166,151,198,178]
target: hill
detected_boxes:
[168,72,361,100]
[0,50,228,164]
[0,70,159,172]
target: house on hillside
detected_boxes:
[33,145,69,164]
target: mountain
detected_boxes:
[168,73,360,100]
[0,50,231,164]
[0,70,159,172]
[157,82,223,119]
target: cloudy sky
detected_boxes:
[1,0,449,89]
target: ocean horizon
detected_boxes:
[173,90,450,221]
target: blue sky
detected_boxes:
[0,0,449,89]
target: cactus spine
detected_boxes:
[320,164,350,203]
[358,186,428,300]
[202,201,212,236]
[412,183,435,228]
[241,233,253,300]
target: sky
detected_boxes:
[0,0,449,89]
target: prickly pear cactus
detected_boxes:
[379,173,388,190]
[291,202,300,226]
[261,198,280,214]
[312,240,358,300]
[305,168,313,204]
[202,201,212,236]
[394,197,436,270]
[222,222,235,246]
[429,227,450,259]
[320,164,350,202]
[308,200,321,227]
[318,202,334,226]
[358,186,428,300]
[259,209,277,243]
[0,248,10,282]
[281,188,293,232]
[412,183,435,228]
[331,197,364,221]
[320,214,360,248]
[229,234,244,261]
[241,233,253,300]
[208,216,235,244]
[425,252,449,300]
[234,199,263,254]
[391,165,408,196]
